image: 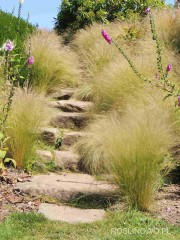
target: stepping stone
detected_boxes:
[38,203,106,223]
[40,127,59,144]
[53,150,79,170]
[61,131,85,149]
[49,89,75,100]
[49,100,93,112]
[36,150,53,162]
[50,112,89,129]
[16,173,116,202]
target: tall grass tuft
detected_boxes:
[76,98,175,210]
[107,103,173,210]
[27,30,81,93]
[154,10,180,53]
[6,88,52,169]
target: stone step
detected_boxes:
[54,150,79,171]
[36,150,79,171]
[36,150,53,162]
[49,100,93,113]
[38,203,106,223]
[61,131,85,149]
[49,89,75,100]
[16,173,116,202]
[50,112,89,129]
[40,127,59,144]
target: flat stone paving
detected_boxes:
[16,173,116,202]
[38,203,106,223]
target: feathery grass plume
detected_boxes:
[153,10,180,53]
[107,103,174,210]
[87,57,145,112]
[6,88,52,168]
[76,98,175,209]
[75,114,113,175]
[27,30,81,93]
[71,23,124,80]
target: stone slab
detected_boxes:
[50,112,88,129]
[40,127,59,144]
[49,89,75,100]
[53,150,79,170]
[49,100,93,112]
[38,203,106,223]
[16,173,116,202]
[61,131,85,149]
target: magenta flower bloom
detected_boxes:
[166,64,172,72]
[5,40,14,52]
[101,29,112,44]
[28,56,34,65]
[145,7,151,14]
[178,96,180,107]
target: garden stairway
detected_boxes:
[37,88,93,170]
[16,88,117,223]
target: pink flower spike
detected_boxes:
[178,96,180,107]
[5,40,14,52]
[101,29,112,44]
[145,7,151,14]
[28,56,34,65]
[166,64,172,72]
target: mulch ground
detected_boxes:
[0,168,40,222]
[0,168,180,226]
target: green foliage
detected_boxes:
[55,0,165,33]
[0,132,16,175]
[0,10,35,50]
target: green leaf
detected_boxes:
[0,132,4,141]
[0,150,6,159]
[4,158,16,168]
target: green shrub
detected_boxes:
[6,88,51,169]
[28,30,81,93]
[55,0,164,34]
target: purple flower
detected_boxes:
[166,64,172,72]
[145,7,151,14]
[4,40,14,52]
[178,96,180,107]
[28,56,34,65]
[101,29,112,44]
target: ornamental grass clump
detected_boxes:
[6,88,52,169]
[28,30,81,93]
[76,100,174,210]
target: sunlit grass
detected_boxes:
[6,88,52,168]
[75,97,176,210]
[27,30,81,93]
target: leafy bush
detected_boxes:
[6,88,51,169]
[55,0,164,34]
[27,30,81,93]
[76,100,175,210]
